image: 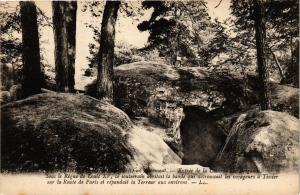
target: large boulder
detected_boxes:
[213,110,299,173]
[112,61,254,154]
[111,61,299,155]
[83,61,298,164]
[114,61,250,117]
[1,92,180,172]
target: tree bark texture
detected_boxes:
[96,1,121,103]
[20,1,42,98]
[52,1,77,92]
[253,0,271,110]
[65,1,77,92]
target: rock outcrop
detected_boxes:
[1,92,180,172]
[0,84,24,104]
[2,61,298,174]
[111,61,255,154]
[111,61,299,154]
[0,90,11,104]
[214,110,299,173]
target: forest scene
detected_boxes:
[0,0,299,174]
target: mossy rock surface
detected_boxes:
[1,92,181,173]
[1,93,133,172]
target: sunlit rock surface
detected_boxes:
[214,110,299,173]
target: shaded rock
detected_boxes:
[270,84,299,117]
[1,85,7,91]
[0,84,23,105]
[114,61,248,118]
[85,61,298,159]
[214,110,299,173]
[216,84,299,135]
[112,61,252,154]
[9,84,22,101]
[0,90,11,104]
[247,74,299,117]
[1,93,133,172]
[1,92,180,172]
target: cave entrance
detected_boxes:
[179,106,226,167]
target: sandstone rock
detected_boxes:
[9,84,22,101]
[127,126,181,171]
[132,117,180,153]
[0,90,11,104]
[85,61,298,163]
[1,92,180,172]
[111,61,299,155]
[213,110,299,173]
[112,61,251,154]
[1,93,133,172]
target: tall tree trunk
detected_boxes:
[253,0,270,110]
[20,1,42,98]
[52,1,77,92]
[65,2,77,92]
[96,1,120,103]
[53,2,68,92]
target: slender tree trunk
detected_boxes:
[269,48,284,79]
[96,1,120,103]
[290,36,294,66]
[253,0,270,110]
[293,41,299,87]
[20,1,42,98]
[52,1,77,92]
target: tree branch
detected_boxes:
[215,0,223,8]
[268,47,284,79]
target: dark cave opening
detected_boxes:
[179,106,227,168]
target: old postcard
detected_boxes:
[0,0,299,194]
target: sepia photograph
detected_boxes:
[0,0,299,194]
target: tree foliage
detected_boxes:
[227,0,299,84]
[137,1,226,66]
[0,2,52,89]
[82,1,142,69]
